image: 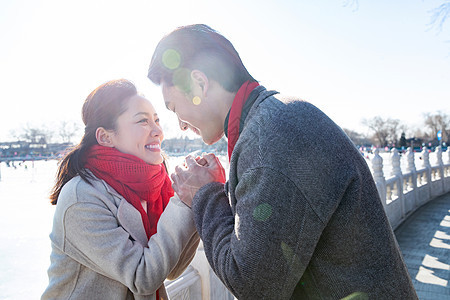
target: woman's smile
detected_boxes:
[145,142,161,152]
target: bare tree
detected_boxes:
[342,0,359,11]
[429,2,450,32]
[20,124,54,144]
[344,1,450,31]
[8,129,21,141]
[424,111,450,141]
[59,120,80,144]
[343,128,371,146]
[362,116,401,147]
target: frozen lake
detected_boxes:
[0,160,57,300]
[0,155,229,300]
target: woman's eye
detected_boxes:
[155,118,160,124]
[138,118,149,124]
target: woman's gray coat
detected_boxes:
[42,173,199,300]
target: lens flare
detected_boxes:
[172,68,191,93]
[253,203,272,221]
[192,96,201,105]
[340,292,368,300]
[162,49,181,70]
[281,241,301,271]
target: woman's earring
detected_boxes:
[192,96,201,105]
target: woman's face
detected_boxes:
[110,95,164,165]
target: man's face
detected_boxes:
[161,81,224,145]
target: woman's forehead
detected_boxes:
[126,95,157,114]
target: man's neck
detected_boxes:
[208,80,237,131]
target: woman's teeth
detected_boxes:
[145,144,160,150]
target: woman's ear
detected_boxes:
[190,70,209,97]
[95,127,114,147]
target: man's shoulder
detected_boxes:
[248,92,327,138]
[255,91,320,120]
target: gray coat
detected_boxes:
[192,87,418,299]
[42,173,199,300]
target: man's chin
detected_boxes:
[201,132,224,145]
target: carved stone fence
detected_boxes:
[371,146,450,229]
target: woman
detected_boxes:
[42,79,199,300]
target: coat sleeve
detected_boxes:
[63,194,197,296]
[192,167,326,299]
[167,229,200,280]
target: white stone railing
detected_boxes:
[371,146,450,229]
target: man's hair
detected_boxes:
[148,24,255,93]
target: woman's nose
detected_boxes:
[178,118,188,131]
[151,123,163,137]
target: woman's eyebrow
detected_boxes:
[133,112,158,117]
[133,112,150,117]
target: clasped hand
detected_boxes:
[171,153,226,207]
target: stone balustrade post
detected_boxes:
[448,146,450,164]
[422,148,431,169]
[436,146,443,166]
[406,147,416,174]
[390,148,404,217]
[406,147,418,207]
[436,146,445,190]
[421,148,432,201]
[371,148,386,206]
[390,148,402,177]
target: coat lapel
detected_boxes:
[117,200,149,246]
[103,182,149,247]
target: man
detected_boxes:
[148,24,417,299]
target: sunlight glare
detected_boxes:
[162,49,181,70]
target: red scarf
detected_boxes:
[84,145,173,240]
[227,81,260,161]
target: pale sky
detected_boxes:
[1,0,449,142]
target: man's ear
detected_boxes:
[190,70,209,97]
[95,127,115,147]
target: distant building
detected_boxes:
[0,141,72,161]
[162,137,227,155]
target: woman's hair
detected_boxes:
[49,79,137,205]
[148,24,256,93]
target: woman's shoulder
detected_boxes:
[58,173,109,207]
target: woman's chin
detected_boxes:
[142,153,164,165]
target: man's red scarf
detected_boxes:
[84,145,173,239]
[227,80,260,161]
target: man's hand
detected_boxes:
[171,153,226,207]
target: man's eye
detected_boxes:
[155,118,160,124]
[138,118,149,123]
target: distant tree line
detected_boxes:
[6,121,81,144]
[344,111,449,148]
[3,111,449,155]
